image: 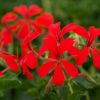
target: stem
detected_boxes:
[89,66,96,77]
[2,67,10,73]
[33,49,56,62]
[33,50,46,61]
[30,42,56,62]
[67,82,73,94]
[78,67,96,83]
[45,78,52,92]
[85,91,90,100]
[65,55,76,61]
[7,43,13,53]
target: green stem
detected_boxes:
[67,82,73,94]
[7,43,13,53]
[89,66,96,77]
[45,78,52,92]
[85,91,90,100]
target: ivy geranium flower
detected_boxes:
[20,51,37,80]
[73,26,100,69]
[38,22,79,86]
[58,23,100,69]
[13,5,54,40]
[1,5,54,45]
[17,37,38,80]
[13,4,42,40]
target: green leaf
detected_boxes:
[59,81,85,100]
[40,92,60,100]
[18,81,34,91]
[0,78,21,91]
[26,88,39,97]
[69,91,84,100]
[25,79,47,96]
[0,71,21,91]
[74,76,95,89]
[59,85,68,100]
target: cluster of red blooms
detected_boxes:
[0,5,100,86]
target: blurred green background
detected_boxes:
[1,0,100,27]
[0,0,100,100]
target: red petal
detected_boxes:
[73,25,89,39]
[23,21,41,44]
[0,71,3,76]
[1,12,17,23]
[38,61,56,78]
[25,51,37,69]
[13,5,27,17]
[60,23,78,36]
[30,20,42,32]
[75,47,89,65]
[44,35,57,53]
[24,31,40,44]
[48,22,60,37]
[1,28,12,45]
[35,13,54,28]
[92,48,100,69]
[22,63,34,80]
[59,38,74,55]
[21,42,31,55]
[2,55,18,72]
[60,23,89,39]
[38,45,48,56]
[52,64,64,86]
[9,19,23,31]
[62,60,78,78]
[28,5,42,17]
[38,35,57,55]
[89,26,100,45]
[17,22,30,40]
[68,46,80,56]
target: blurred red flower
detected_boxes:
[20,51,37,80]
[38,22,79,86]
[74,26,100,69]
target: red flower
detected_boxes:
[38,22,79,86]
[1,5,54,44]
[19,34,38,80]
[22,21,42,45]
[58,23,100,69]
[71,26,100,69]
[13,5,42,40]
[13,5,42,19]
[60,23,89,39]
[13,5,54,40]
[20,51,37,80]
[35,13,54,28]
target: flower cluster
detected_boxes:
[0,4,100,86]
